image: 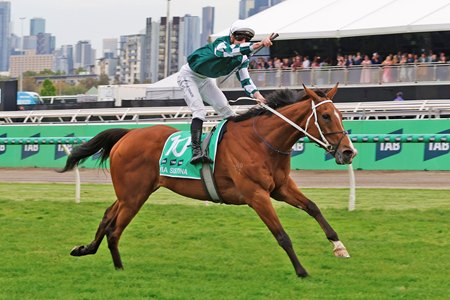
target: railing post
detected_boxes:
[348,164,356,211]
[61,144,81,204]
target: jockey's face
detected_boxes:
[231,32,253,45]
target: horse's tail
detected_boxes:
[58,128,130,173]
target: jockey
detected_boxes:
[177,20,273,164]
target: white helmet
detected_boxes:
[229,20,255,36]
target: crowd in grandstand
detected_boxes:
[248,51,449,84]
[249,51,449,70]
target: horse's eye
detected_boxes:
[322,114,331,121]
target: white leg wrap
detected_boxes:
[331,240,350,258]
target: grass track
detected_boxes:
[0,183,449,299]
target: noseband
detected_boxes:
[323,130,348,156]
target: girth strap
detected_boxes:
[200,126,223,203]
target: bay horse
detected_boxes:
[61,84,357,277]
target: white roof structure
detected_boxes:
[146,72,183,100]
[211,0,450,41]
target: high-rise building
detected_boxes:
[36,33,54,54]
[9,50,55,77]
[239,0,284,19]
[0,1,11,71]
[117,34,146,84]
[183,14,200,58]
[201,6,214,45]
[239,0,254,19]
[102,38,118,57]
[54,45,74,74]
[249,0,270,17]
[144,17,160,83]
[30,17,45,36]
[156,16,184,80]
[23,36,38,51]
[74,40,95,71]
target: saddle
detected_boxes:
[159,120,227,202]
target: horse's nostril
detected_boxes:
[343,150,354,159]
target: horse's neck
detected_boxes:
[257,102,312,151]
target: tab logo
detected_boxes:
[376,129,403,161]
[291,142,305,157]
[55,133,74,160]
[424,129,450,161]
[0,134,6,155]
[22,133,41,159]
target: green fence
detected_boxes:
[0,119,449,170]
[291,119,450,170]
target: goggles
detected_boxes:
[233,31,254,42]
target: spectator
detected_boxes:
[290,55,302,71]
[382,54,394,83]
[266,58,274,69]
[274,57,283,69]
[345,54,354,67]
[360,54,372,83]
[302,56,311,69]
[353,52,362,65]
[336,55,346,67]
[311,56,321,68]
[438,52,447,63]
[371,52,382,65]
[393,91,404,101]
[398,53,408,82]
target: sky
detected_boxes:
[9,0,240,52]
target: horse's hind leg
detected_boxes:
[105,197,150,270]
[70,200,119,257]
[272,178,350,258]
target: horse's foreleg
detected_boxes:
[250,195,308,277]
[272,179,350,258]
[70,200,119,257]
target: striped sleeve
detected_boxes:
[214,41,253,57]
[236,60,258,97]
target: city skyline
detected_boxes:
[9,0,241,52]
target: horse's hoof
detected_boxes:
[334,247,351,258]
[70,245,85,256]
[297,271,309,278]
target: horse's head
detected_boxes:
[302,83,357,165]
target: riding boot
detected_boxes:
[190,118,213,165]
[190,128,204,164]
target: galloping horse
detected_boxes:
[61,84,357,277]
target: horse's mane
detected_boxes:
[231,88,328,122]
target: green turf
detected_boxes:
[0,183,449,299]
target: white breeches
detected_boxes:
[177,64,235,121]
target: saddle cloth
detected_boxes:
[159,120,227,179]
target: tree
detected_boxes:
[98,74,110,85]
[22,76,38,92]
[40,79,57,96]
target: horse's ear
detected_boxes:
[326,83,339,99]
[302,84,320,101]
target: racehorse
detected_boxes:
[61,84,357,277]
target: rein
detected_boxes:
[235,97,347,155]
[252,117,291,155]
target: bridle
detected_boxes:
[239,97,348,156]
